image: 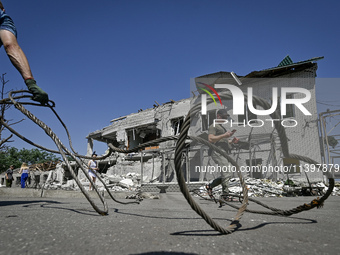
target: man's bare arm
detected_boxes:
[208,130,236,143]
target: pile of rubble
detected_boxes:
[197,177,340,198]
[30,161,60,171]
[2,161,339,198]
[44,170,141,193]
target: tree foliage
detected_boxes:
[0,147,60,173]
[0,75,62,172]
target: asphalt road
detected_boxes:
[0,189,339,255]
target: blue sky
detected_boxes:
[1,0,340,156]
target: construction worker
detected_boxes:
[0,1,48,104]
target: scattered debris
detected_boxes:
[1,162,339,198]
[126,192,160,200]
[196,178,340,198]
[0,162,142,193]
[30,161,60,172]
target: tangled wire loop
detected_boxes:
[173,91,334,234]
[3,90,334,235]
[5,91,140,216]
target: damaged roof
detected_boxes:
[196,55,324,80]
[246,56,324,78]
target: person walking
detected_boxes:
[206,109,239,204]
[19,162,29,188]
[88,152,99,191]
[5,164,14,187]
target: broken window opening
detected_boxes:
[126,125,161,150]
[171,117,184,135]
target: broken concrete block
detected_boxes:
[139,192,160,199]
[126,172,137,178]
[119,179,134,188]
[107,175,123,184]
[61,179,79,190]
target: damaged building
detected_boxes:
[85,56,327,189]
[86,98,190,185]
[1,56,331,194]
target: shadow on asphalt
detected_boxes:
[0,200,100,216]
[33,203,102,216]
[112,208,234,222]
[0,200,61,207]
[238,216,317,232]
[170,216,317,236]
[171,229,227,236]
[131,252,198,255]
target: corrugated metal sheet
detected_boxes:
[278,55,293,67]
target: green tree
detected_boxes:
[0,147,60,173]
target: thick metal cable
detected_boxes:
[3,91,138,207]
[174,104,249,234]
[0,93,112,160]
[3,89,334,231]
[8,91,109,215]
[173,91,334,234]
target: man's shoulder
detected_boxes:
[208,123,224,130]
[208,124,216,133]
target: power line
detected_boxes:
[317,101,340,107]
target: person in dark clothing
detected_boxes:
[206,109,239,204]
[5,165,14,187]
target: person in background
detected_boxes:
[19,162,29,188]
[206,109,239,205]
[0,1,48,104]
[88,152,99,191]
[5,164,14,187]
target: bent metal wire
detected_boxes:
[2,90,335,234]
